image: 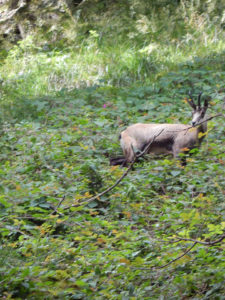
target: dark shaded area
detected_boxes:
[110,156,126,166]
[141,138,174,152]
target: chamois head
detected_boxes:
[187,92,209,126]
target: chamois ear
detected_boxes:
[197,92,202,108]
[187,91,196,110]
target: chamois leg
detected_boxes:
[172,146,187,166]
[110,156,127,166]
[120,134,138,163]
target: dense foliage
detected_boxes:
[0,0,225,299]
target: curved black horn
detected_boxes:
[197,92,202,108]
[187,91,196,109]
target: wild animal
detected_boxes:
[110,92,209,166]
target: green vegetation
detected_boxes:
[0,1,225,298]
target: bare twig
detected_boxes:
[155,242,197,269]
[168,113,224,133]
[64,129,164,210]
[134,242,197,270]
[174,234,225,246]
[0,215,46,222]
[50,196,66,215]
[132,233,225,271]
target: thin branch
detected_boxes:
[0,215,46,222]
[134,242,197,270]
[174,234,225,246]
[50,196,65,215]
[132,233,225,271]
[155,242,197,269]
[168,113,224,133]
[64,129,164,210]
[138,129,164,157]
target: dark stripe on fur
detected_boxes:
[141,138,174,152]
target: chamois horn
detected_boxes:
[188,91,196,109]
[197,92,203,108]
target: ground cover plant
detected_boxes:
[0,0,225,299]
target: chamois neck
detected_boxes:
[197,117,207,133]
[197,117,207,143]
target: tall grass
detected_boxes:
[0,0,224,121]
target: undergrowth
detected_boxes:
[0,0,225,299]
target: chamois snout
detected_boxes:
[189,92,208,127]
[191,109,206,126]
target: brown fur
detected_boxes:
[112,93,209,165]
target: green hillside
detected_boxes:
[0,1,225,298]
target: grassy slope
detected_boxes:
[0,1,225,299]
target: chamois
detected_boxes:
[110,92,209,166]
